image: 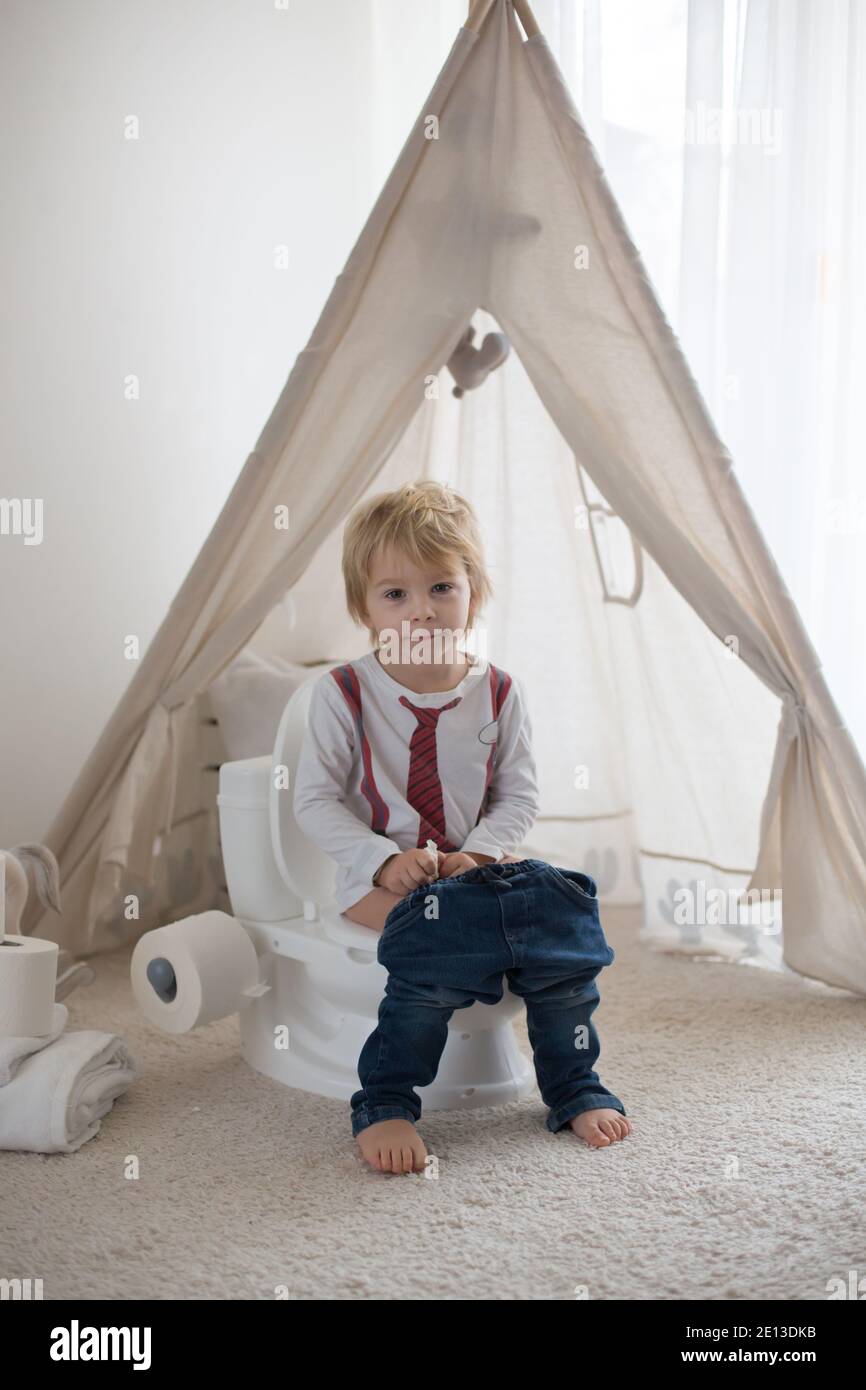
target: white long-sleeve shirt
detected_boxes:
[292,649,539,914]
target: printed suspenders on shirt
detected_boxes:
[475,662,512,825]
[329,663,390,835]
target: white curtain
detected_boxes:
[716,0,866,765]
[536,0,866,762]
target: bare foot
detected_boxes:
[568,1108,632,1147]
[356,1118,428,1173]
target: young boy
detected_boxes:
[292,480,630,1172]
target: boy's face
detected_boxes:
[363,544,474,655]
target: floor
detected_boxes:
[2,905,864,1300]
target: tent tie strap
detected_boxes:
[780,691,808,720]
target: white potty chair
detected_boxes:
[208,663,534,1112]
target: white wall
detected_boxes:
[0,0,464,845]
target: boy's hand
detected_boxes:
[376,847,440,898]
[437,851,480,878]
[438,851,524,877]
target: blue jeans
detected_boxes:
[350,857,626,1138]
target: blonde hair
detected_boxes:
[342,480,493,647]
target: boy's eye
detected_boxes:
[383,584,453,600]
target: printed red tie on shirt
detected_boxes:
[399,695,461,851]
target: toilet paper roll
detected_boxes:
[131,911,261,1035]
[0,934,59,1037]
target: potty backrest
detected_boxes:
[270,662,343,913]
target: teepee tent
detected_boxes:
[24,0,866,994]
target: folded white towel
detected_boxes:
[0,1005,136,1153]
[0,1003,68,1085]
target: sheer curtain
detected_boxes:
[716,0,866,761]
[524,0,865,758]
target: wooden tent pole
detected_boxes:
[466,0,541,39]
[465,0,497,31]
[513,0,541,38]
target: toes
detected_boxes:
[566,1110,633,1147]
[597,1114,630,1143]
[358,1134,427,1174]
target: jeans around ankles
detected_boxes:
[350,857,626,1138]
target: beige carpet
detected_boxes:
[2,906,863,1301]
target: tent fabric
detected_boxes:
[24,0,866,994]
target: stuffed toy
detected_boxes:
[446,323,510,397]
